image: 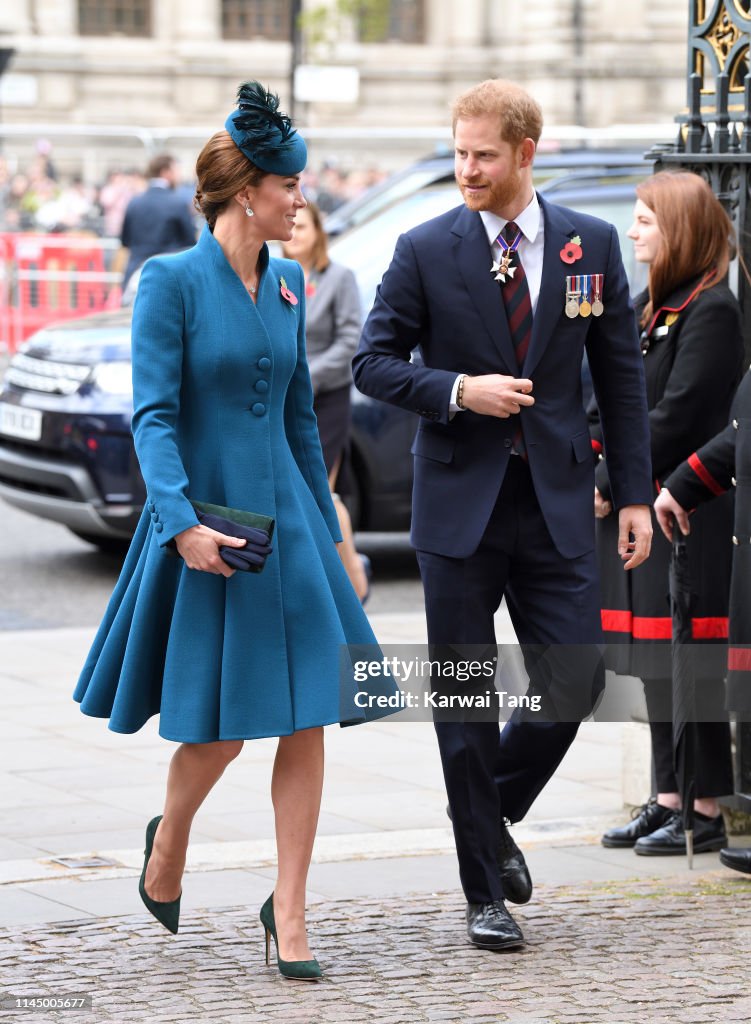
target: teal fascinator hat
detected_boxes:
[225,81,307,176]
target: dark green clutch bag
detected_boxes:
[190,500,275,539]
[167,499,275,573]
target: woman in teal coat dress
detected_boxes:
[73,84,388,980]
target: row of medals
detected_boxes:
[494,245,604,320]
[566,275,604,319]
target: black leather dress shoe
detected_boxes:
[601,799,676,848]
[466,900,525,950]
[446,804,533,905]
[497,820,533,905]
[634,811,727,856]
[719,847,751,875]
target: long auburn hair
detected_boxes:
[637,171,734,328]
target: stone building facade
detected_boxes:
[0,0,688,177]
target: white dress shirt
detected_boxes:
[450,191,544,412]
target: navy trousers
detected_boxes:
[417,457,605,904]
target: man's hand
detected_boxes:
[174,524,246,577]
[461,374,534,418]
[617,504,652,570]
[594,486,612,518]
[654,487,690,542]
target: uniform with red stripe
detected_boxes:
[588,278,744,679]
[664,368,751,713]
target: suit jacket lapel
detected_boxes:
[451,206,518,374]
[523,195,577,378]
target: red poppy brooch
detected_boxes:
[280,276,298,306]
[560,234,583,265]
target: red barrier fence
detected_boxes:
[0,233,122,353]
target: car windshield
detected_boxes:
[330,181,647,313]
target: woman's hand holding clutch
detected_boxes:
[174,524,247,577]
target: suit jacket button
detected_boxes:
[254,380,269,393]
[252,403,266,416]
[154,522,164,533]
[733,535,739,545]
[732,477,737,487]
[258,357,271,371]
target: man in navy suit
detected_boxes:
[120,154,196,288]
[353,79,653,949]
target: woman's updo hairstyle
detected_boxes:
[194,130,266,229]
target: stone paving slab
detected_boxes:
[1,874,750,1024]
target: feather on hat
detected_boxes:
[225,81,307,176]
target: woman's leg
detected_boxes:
[145,740,244,901]
[644,678,681,809]
[332,493,368,600]
[271,726,324,961]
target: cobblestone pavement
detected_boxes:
[1,874,750,1024]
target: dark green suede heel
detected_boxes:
[260,893,322,981]
[138,815,181,934]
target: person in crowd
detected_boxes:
[74,83,392,980]
[593,171,744,856]
[120,153,196,288]
[99,169,145,239]
[36,175,96,232]
[655,367,751,875]
[354,78,652,950]
[282,200,369,600]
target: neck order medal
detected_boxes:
[492,226,523,284]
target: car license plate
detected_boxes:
[0,402,43,441]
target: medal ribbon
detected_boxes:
[495,227,523,258]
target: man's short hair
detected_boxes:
[451,79,543,147]
[147,154,176,180]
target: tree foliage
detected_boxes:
[299,0,392,53]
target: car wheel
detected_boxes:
[69,530,130,556]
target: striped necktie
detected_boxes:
[499,221,532,457]
[499,221,533,368]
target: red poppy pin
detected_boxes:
[560,234,583,265]
[280,275,298,306]
[305,280,317,299]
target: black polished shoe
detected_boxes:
[601,799,676,848]
[634,811,727,856]
[446,804,533,905]
[466,900,525,950]
[497,820,533,905]
[719,847,751,875]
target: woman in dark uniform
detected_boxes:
[656,368,751,873]
[590,171,744,855]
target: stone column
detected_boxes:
[172,0,220,40]
[31,0,76,35]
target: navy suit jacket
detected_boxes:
[121,185,196,287]
[353,194,653,560]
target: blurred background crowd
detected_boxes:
[0,143,386,238]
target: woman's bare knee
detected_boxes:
[278,726,323,754]
[184,739,244,768]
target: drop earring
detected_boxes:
[245,204,254,218]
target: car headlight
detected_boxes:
[93,361,133,395]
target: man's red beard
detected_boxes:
[457,167,522,213]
